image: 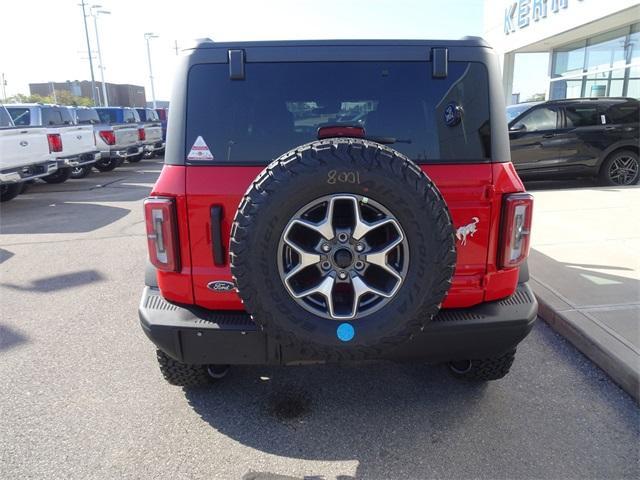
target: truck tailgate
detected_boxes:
[52,125,95,157]
[143,124,163,143]
[113,125,140,148]
[0,127,51,171]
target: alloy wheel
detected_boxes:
[278,194,409,320]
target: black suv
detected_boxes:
[507,98,639,185]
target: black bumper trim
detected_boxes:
[139,283,537,365]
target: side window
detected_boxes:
[42,108,64,126]
[517,107,558,132]
[0,107,12,127]
[606,103,639,124]
[564,106,599,127]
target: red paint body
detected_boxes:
[151,161,526,310]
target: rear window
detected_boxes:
[7,107,31,126]
[605,101,639,124]
[564,106,599,127]
[60,108,74,125]
[146,109,159,121]
[42,107,65,126]
[76,108,100,124]
[96,108,118,123]
[186,61,492,164]
[136,109,146,121]
[123,109,140,123]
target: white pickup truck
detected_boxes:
[0,105,58,202]
[6,104,100,184]
[136,108,165,158]
[92,107,145,169]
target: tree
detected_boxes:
[3,91,93,106]
[526,92,546,102]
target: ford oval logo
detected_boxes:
[207,281,235,292]
[76,135,82,140]
[444,102,463,127]
[19,140,28,147]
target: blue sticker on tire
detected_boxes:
[337,323,355,342]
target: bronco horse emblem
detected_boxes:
[456,217,479,246]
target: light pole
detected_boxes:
[1,73,7,102]
[79,0,98,106]
[144,33,159,109]
[91,5,110,106]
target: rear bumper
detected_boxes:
[0,160,58,183]
[58,150,101,168]
[139,283,538,365]
[143,141,165,153]
[108,145,144,159]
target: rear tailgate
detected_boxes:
[0,127,51,171]
[176,54,511,311]
[185,164,493,310]
[52,125,95,157]
[143,123,163,143]
[113,124,140,148]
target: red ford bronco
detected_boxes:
[139,38,537,387]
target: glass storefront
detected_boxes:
[550,22,640,99]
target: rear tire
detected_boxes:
[156,350,228,387]
[0,183,22,202]
[448,350,516,381]
[42,167,72,184]
[599,150,639,186]
[94,158,118,172]
[70,165,93,179]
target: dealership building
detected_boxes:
[483,0,640,104]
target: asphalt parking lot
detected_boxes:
[0,160,638,480]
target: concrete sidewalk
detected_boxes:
[528,183,640,402]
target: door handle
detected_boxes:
[210,205,225,266]
[604,126,616,131]
[542,133,554,139]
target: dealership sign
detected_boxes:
[504,0,584,35]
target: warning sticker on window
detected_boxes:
[187,136,214,161]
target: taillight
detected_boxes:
[499,193,533,269]
[47,133,63,153]
[99,130,116,145]
[138,128,146,141]
[144,197,180,272]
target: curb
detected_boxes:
[531,278,640,403]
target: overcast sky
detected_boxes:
[0,0,486,102]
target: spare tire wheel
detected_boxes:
[230,138,456,358]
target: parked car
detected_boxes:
[507,98,639,185]
[136,108,165,158]
[139,38,537,388]
[93,107,145,170]
[5,104,100,184]
[0,105,58,201]
[155,107,168,147]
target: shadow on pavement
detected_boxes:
[0,201,132,234]
[185,362,489,479]
[0,324,28,351]
[1,269,105,293]
[0,248,14,264]
[182,322,639,479]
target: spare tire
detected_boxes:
[230,138,456,359]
